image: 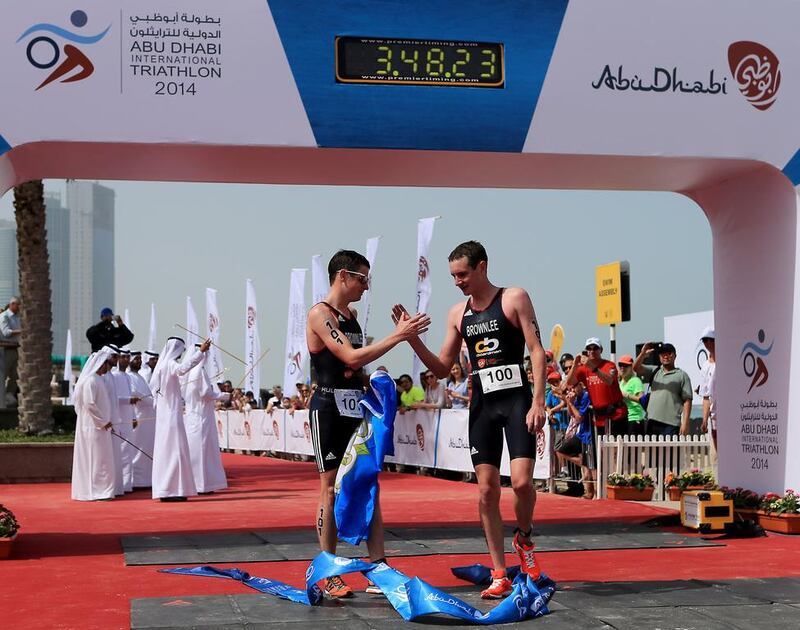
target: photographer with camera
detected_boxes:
[86,308,134,352]
[633,342,693,436]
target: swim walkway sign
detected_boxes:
[1,0,800,494]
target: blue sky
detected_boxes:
[0,181,712,385]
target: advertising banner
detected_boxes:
[258,410,285,452]
[215,410,228,449]
[282,269,307,396]
[147,303,157,352]
[227,409,262,451]
[434,409,472,472]
[386,409,437,468]
[360,236,380,341]
[663,310,715,405]
[412,218,437,383]
[205,287,224,384]
[245,279,261,396]
[285,409,314,456]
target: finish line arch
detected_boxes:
[1,1,799,493]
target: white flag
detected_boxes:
[311,254,327,306]
[148,303,157,352]
[360,236,381,342]
[123,309,131,350]
[205,288,224,384]
[245,279,261,396]
[283,268,308,397]
[412,217,437,383]
[186,297,200,345]
[64,329,74,403]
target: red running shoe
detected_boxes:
[513,529,541,580]
[323,575,354,598]
[480,569,513,599]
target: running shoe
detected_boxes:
[365,579,383,594]
[480,570,513,599]
[512,530,541,580]
[323,575,354,598]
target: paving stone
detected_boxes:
[618,579,765,607]
[689,603,800,629]
[131,595,241,628]
[591,605,734,630]
[706,577,800,604]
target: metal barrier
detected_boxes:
[596,434,712,501]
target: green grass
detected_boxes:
[0,429,74,443]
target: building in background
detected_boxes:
[0,219,18,308]
[45,193,70,353]
[66,181,116,355]
[0,182,115,356]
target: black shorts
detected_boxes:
[557,435,582,457]
[469,383,535,469]
[309,408,362,473]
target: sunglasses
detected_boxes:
[586,346,601,351]
[345,270,371,286]
[425,374,437,380]
[618,363,632,368]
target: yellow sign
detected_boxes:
[550,324,564,361]
[596,262,622,324]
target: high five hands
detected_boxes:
[391,304,430,340]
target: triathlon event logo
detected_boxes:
[741,329,772,393]
[207,313,219,334]
[418,255,429,282]
[728,41,781,111]
[17,10,111,91]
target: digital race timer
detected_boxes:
[335,36,504,87]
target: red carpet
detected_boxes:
[1,453,799,629]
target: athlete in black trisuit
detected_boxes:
[394,241,547,599]
[306,250,430,598]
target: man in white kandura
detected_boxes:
[128,351,156,488]
[71,346,116,501]
[102,345,125,496]
[112,349,139,492]
[150,336,211,502]
[184,343,230,494]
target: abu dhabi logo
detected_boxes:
[741,329,773,393]
[592,39,780,111]
[17,10,111,91]
[728,41,781,111]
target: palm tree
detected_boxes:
[13,180,54,434]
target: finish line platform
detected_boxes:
[2,453,799,629]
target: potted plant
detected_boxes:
[0,504,20,559]
[757,490,800,534]
[606,472,655,501]
[664,469,715,501]
[720,486,761,519]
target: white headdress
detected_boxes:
[74,346,114,411]
[149,336,186,395]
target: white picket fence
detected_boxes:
[596,434,712,501]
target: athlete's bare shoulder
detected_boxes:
[447,300,469,322]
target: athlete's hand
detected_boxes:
[391,304,412,326]
[394,311,430,341]
[526,403,547,434]
[199,338,212,353]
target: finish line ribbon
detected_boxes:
[161,552,555,624]
[161,370,556,623]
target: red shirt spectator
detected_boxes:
[567,338,627,431]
